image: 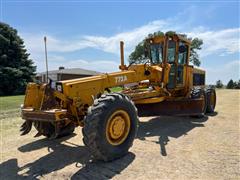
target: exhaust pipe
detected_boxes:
[119,41,127,70]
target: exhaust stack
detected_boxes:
[119,41,127,70]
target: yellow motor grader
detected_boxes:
[20,32,216,161]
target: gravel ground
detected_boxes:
[0,89,239,179]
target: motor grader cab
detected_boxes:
[20,32,216,161]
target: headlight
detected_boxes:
[56,83,63,92]
[50,81,56,90]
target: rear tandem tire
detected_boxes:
[190,88,207,118]
[82,93,139,162]
[206,88,216,113]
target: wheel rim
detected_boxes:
[210,91,215,109]
[106,110,131,146]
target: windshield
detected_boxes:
[150,44,163,64]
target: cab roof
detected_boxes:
[145,31,191,45]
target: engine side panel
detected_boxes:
[192,68,205,86]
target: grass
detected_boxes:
[110,86,123,92]
[0,95,24,117]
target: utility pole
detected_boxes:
[44,36,49,83]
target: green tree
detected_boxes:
[189,38,203,66]
[226,79,234,89]
[129,31,203,66]
[216,80,223,88]
[236,80,240,89]
[129,41,146,64]
[0,22,36,95]
[233,81,237,89]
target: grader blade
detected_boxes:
[136,98,204,117]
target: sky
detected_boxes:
[0,0,239,84]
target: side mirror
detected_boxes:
[179,45,186,53]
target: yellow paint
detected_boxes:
[106,110,131,145]
[23,83,46,109]
[22,33,207,130]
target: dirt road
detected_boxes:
[0,89,239,179]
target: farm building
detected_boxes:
[36,67,100,82]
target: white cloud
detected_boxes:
[21,34,98,54]
[204,60,240,84]
[187,28,240,57]
[19,6,240,83]
[83,27,240,58]
[21,19,170,57]
[83,20,169,54]
[21,19,172,73]
[22,24,240,60]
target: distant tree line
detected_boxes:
[215,79,240,89]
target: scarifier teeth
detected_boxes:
[20,130,28,136]
[20,122,27,132]
[21,122,26,128]
[34,131,42,137]
[20,121,32,136]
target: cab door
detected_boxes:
[166,39,188,89]
[176,41,188,87]
[166,39,177,89]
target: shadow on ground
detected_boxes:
[0,133,135,180]
[0,112,217,179]
[137,112,217,156]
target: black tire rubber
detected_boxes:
[82,93,139,162]
[190,88,207,118]
[206,88,216,113]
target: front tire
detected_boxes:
[82,93,139,161]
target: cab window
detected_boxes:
[167,40,176,63]
[178,41,188,65]
[150,44,163,64]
